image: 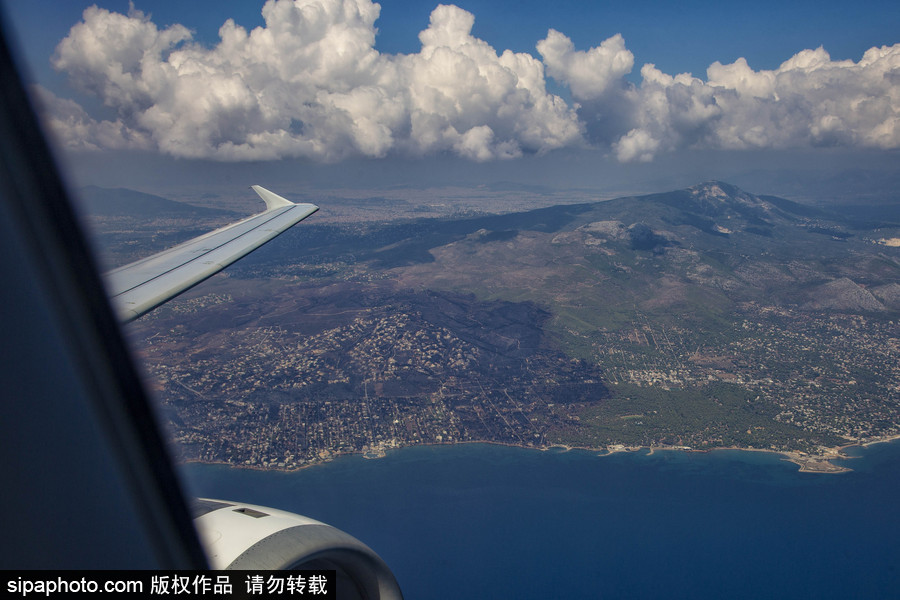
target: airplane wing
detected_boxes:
[105,185,318,322]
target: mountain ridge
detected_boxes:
[77,185,235,217]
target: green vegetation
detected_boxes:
[550,383,840,452]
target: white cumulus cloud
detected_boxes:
[48,0,582,161]
[44,1,900,163]
[607,44,900,161]
[32,85,153,152]
[536,29,633,100]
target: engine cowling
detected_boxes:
[192,499,403,599]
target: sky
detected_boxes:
[2,0,899,197]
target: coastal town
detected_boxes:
[131,284,899,473]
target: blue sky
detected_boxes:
[2,0,899,195]
[9,0,900,78]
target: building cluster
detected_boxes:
[140,300,606,468]
[593,304,900,445]
[136,291,899,468]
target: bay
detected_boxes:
[181,441,900,599]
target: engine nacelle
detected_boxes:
[193,499,402,599]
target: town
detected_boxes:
[131,285,899,469]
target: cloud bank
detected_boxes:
[42,0,900,162]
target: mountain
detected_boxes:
[77,186,234,217]
[244,180,898,322]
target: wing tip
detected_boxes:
[251,185,295,210]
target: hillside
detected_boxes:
[77,186,235,218]
[122,182,900,468]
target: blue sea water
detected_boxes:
[181,441,900,599]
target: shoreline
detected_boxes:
[180,433,900,475]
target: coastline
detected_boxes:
[180,433,900,474]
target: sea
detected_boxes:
[181,441,900,599]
